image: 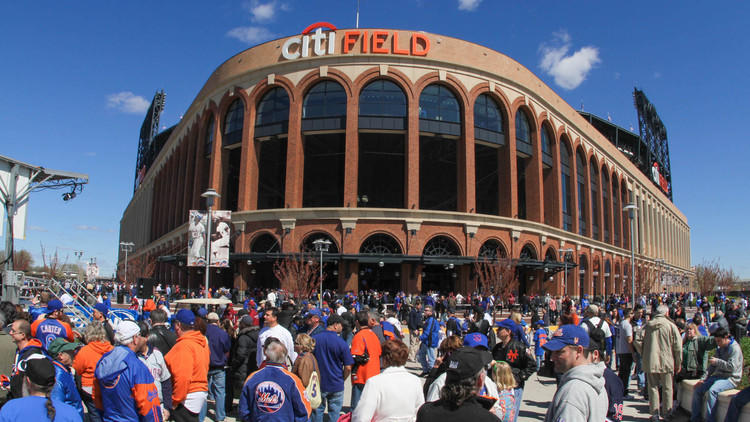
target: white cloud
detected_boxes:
[458,0,481,11]
[251,2,276,21]
[539,30,600,90]
[75,225,100,231]
[29,225,47,232]
[106,91,150,114]
[227,26,275,44]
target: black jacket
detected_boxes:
[491,338,535,389]
[231,326,259,380]
[102,320,115,345]
[148,324,177,356]
[416,396,499,422]
[408,308,423,331]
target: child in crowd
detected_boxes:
[491,360,518,422]
[532,320,548,371]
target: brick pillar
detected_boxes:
[285,96,304,208]
[525,122,543,223]
[344,90,359,208]
[406,92,419,209]
[238,101,258,210]
[459,99,475,213]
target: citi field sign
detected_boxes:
[281,22,431,60]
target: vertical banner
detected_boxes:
[187,210,207,266]
[86,262,99,282]
[187,210,231,267]
[209,210,231,267]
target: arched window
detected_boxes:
[360,234,402,255]
[520,244,537,261]
[358,80,406,208]
[223,98,244,146]
[578,254,588,298]
[251,233,280,253]
[474,94,504,144]
[590,159,599,240]
[544,248,557,263]
[541,127,553,167]
[255,88,289,210]
[541,125,555,226]
[560,141,573,231]
[420,84,461,211]
[419,84,460,123]
[255,87,290,137]
[576,150,587,236]
[301,233,339,253]
[302,81,346,207]
[515,110,532,157]
[423,236,460,256]
[478,239,507,259]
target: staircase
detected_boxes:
[23,276,94,329]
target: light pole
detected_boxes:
[313,238,332,306]
[558,248,573,297]
[201,189,221,298]
[119,242,134,284]
[623,203,638,305]
[74,250,84,283]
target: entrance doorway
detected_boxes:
[421,265,456,294]
[359,263,400,294]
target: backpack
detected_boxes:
[584,318,606,353]
[305,370,322,409]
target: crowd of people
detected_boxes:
[0,286,748,421]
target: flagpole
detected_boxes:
[356,0,360,28]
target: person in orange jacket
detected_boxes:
[165,309,210,422]
[72,321,113,422]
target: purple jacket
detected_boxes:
[206,323,231,368]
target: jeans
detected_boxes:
[313,390,344,422]
[634,353,646,390]
[725,386,750,422]
[617,353,634,396]
[417,343,436,373]
[512,387,524,422]
[207,369,227,421]
[690,376,736,422]
[535,355,543,372]
[81,394,103,422]
[351,383,365,411]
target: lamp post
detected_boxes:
[201,189,221,298]
[623,203,638,305]
[119,242,134,284]
[74,250,84,283]
[558,248,573,297]
[313,238,332,306]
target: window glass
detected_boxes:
[359,80,406,117]
[542,127,552,157]
[515,111,531,144]
[223,99,244,145]
[303,81,347,119]
[560,142,572,231]
[474,94,503,133]
[256,87,290,126]
[204,118,214,155]
[577,150,587,236]
[419,84,460,123]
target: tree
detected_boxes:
[0,249,34,271]
[474,254,518,319]
[273,253,324,300]
[694,259,723,295]
[40,243,68,279]
[717,267,739,293]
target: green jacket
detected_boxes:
[681,335,715,374]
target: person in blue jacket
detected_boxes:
[94,320,163,422]
[239,338,311,421]
[417,305,440,376]
[47,338,85,420]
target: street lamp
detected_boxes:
[623,203,638,305]
[313,238,332,306]
[74,250,84,283]
[201,188,221,298]
[119,242,134,284]
[558,248,574,297]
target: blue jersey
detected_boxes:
[31,318,74,350]
[239,362,311,422]
[0,396,81,422]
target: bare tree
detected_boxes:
[717,267,739,293]
[474,254,517,318]
[694,259,723,296]
[40,243,68,279]
[13,249,34,271]
[273,253,324,300]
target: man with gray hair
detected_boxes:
[239,338,311,421]
[642,304,682,421]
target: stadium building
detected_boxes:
[118,24,691,297]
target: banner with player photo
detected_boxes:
[187,210,231,267]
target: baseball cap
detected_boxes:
[446,347,493,383]
[542,324,590,351]
[47,300,63,313]
[115,320,141,345]
[47,338,80,357]
[495,319,516,332]
[175,309,196,326]
[534,320,546,327]
[25,357,56,387]
[94,302,109,314]
[206,312,220,322]
[240,315,255,326]
[463,332,489,350]
[197,308,208,318]
[305,308,321,319]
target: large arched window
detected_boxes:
[541,125,555,226]
[474,94,505,216]
[251,233,281,253]
[560,140,573,231]
[358,80,406,208]
[515,110,533,220]
[223,98,244,146]
[422,236,460,256]
[478,239,508,259]
[301,232,340,253]
[602,170,611,244]
[302,81,347,207]
[576,150,589,236]
[541,127,553,167]
[255,88,290,210]
[359,234,403,255]
[590,159,600,240]
[419,84,460,211]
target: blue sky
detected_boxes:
[1,1,747,278]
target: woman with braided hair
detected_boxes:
[0,356,80,421]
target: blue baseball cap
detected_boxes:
[304,308,321,319]
[94,302,109,314]
[197,308,208,317]
[495,319,516,332]
[175,309,196,326]
[542,324,590,351]
[47,300,63,313]
[463,332,489,350]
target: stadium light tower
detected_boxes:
[201,188,220,297]
[623,203,638,305]
[119,242,134,284]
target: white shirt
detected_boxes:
[581,316,612,338]
[256,324,297,367]
[337,305,347,316]
[352,366,425,422]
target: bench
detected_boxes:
[678,379,750,421]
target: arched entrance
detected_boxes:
[593,256,601,300]
[358,234,403,293]
[301,233,339,291]
[604,259,612,296]
[517,244,538,296]
[543,248,557,294]
[422,236,460,294]
[249,233,280,289]
[578,254,588,299]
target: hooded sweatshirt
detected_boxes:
[94,345,163,422]
[73,340,114,395]
[545,362,608,422]
[165,329,210,407]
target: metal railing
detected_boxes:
[22,276,93,328]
